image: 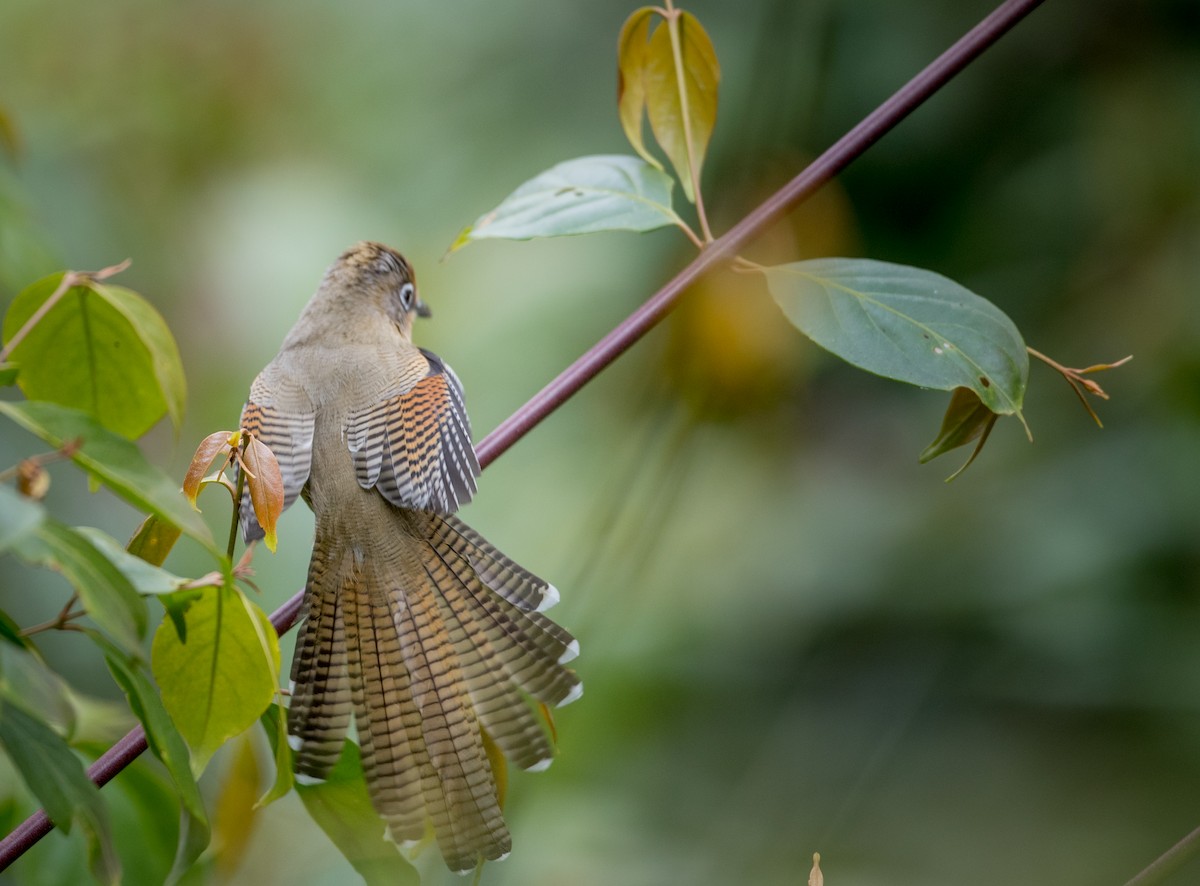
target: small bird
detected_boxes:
[238,241,580,872]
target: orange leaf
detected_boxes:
[242,434,284,552]
[184,431,236,509]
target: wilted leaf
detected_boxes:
[16,520,148,654]
[151,582,279,772]
[296,740,420,886]
[2,273,187,438]
[762,259,1028,418]
[920,386,1000,477]
[0,400,216,552]
[184,431,235,510]
[0,699,120,884]
[617,8,662,170]
[242,434,284,552]
[452,155,680,249]
[644,11,719,203]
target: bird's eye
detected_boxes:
[399,282,415,311]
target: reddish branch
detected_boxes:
[0,0,1047,870]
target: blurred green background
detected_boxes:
[3,0,1200,883]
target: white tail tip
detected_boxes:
[558,638,580,664]
[525,756,553,773]
[537,583,560,612]
[556,681,583,707]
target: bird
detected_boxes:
[237,241,581,872]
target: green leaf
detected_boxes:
[0,699,121,884]
[0,482,45,551]
[0,400,216,552]
[644,11,719,203]
[0,643,76,733]
[0,362,17,386]
[256,703,294,808]
[2,273,187,438]
[92,632,210,881]
[0,607,31,649]
[617,8,663,170]
[762,258,1028,418]
[296,741,419,886]
[15,520,148,654]
[76,527,192,596]
[151,582,280,772]
[451,155,680,249]
[127,513,184,567]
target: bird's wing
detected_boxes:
[239,365,315,541]
[345,348,479,514]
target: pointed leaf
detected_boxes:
[0,699,121,884]
[452,155,680,249]
[76,527,192,595]
[762,259,1028,416]
[2,273,186,438]
[151,583,279,772]
[0,607,32,649]
[296,740,420,886]
[644,11,719,203]
[617,8,662,169]
[184,431,234,510]
[0,400,216,551]
[15,520,147,654]
[242,434,283,552]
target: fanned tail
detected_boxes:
[288,513,580,873]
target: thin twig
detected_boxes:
[0,0,1049,869]
[0,260,130,363]
[1124,822,1200,886]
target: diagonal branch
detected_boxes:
[0,0,1047,869]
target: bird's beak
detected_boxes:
[416,299,432,319]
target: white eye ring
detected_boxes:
[399,282,415,310]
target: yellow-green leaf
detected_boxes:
[644,11,719,204]
[151,582,280,772]
[617,7,662,170]
[126,513,183,567]
[2,273,187,438]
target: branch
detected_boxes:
[0,0,1048,869]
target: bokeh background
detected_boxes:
[3,0,1200,883]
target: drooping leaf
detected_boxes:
[151,582,279,772]
[256,703,294,808]
[920,386,1000,475]
[0,400,216,552]
[2,273,187,438]
[644,11,719,203]
[241,434,283,552]
[451,155,680,250]
[0,482,45,551]
[0,699,121,884]
[90,631,209,879]
[296,740,420,886]
[15,520,148,655]
[126,513,183,568]
[761,258,1028,418]
[617,8,662,170]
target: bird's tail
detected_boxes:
[287,512,581,872]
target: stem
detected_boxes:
[226,443,248,561]
[1125,823,1200,886]
[0,0,1049,869]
